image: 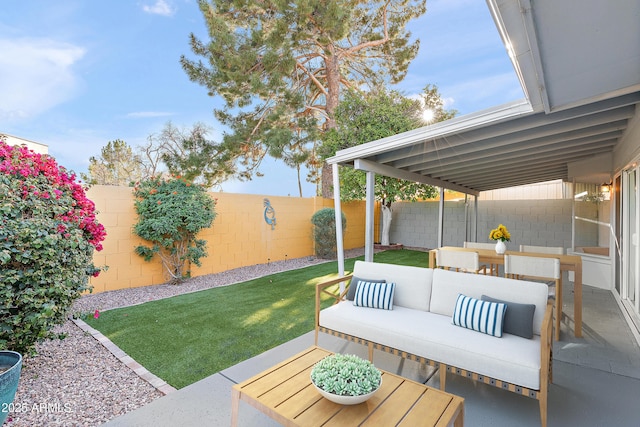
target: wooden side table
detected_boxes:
[231,346,464,426]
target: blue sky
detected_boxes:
[0,0,523,197]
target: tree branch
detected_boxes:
[344,1,391,55]
[296,60,328,97]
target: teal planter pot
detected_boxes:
[0,351,22,425]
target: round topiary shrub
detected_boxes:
[311,208,346,259]
[0,141,106,355]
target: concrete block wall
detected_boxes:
[86,186,371,293]
[390,199,573,251]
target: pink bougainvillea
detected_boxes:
[0,140,107,354]
[0,142,106,250]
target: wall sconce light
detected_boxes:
[600,181,612,200]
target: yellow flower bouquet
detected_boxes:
[489,224,511,242]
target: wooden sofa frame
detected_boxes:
[314,274,554,427]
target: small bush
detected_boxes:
[0,141,106,354]
[133,176,216,282]
[311,208,346,259]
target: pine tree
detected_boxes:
[181,0,426,196]
[83,139,143,186]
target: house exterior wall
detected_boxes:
[1,133,48,154]
[614,106,640,173]
[479,179,570,200]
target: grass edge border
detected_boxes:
[72,317,177,396]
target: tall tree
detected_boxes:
[83,139,144,186]
[181,0,427,197]
[322,85,456,244]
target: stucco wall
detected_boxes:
[87,186,371,293]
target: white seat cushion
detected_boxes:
[320,302,542,390]
[352,261,432,312]
[430,268,549,336]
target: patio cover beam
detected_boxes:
[354,158,479,197]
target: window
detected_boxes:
[573,182,611,257]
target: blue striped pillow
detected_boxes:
[353,281,396,310]
[452,294,506,337]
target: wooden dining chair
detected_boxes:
[464,241,499,275]
[504,254,563,341]
[520,244,564,255]
[436,249,485,274]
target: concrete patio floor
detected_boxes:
[104,282,640,427]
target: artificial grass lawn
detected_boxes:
[85,249,428,389]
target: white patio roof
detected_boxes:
[328,0,640,195]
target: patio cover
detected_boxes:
[326,0,640,273]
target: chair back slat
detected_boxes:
[463,241,495,250]
[504,255,561,280]
[436,249,480,273]
[520,244,564,255]
[505,253,564,341]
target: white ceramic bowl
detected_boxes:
[311,378,381,405]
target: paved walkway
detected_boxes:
[100,282,640,426]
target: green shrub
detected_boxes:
[133,176,216,282]
[0,141,106,354]
[311,208,346,259]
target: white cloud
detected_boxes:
[126,111,174,118]
[142,0,176,17]
[444,73,524,108]
[0,38,85,122]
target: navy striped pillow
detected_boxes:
[452,294,506,337]
[353,281,396,310]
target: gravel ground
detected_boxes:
[4,249,369,427]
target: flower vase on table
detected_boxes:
[489,224,511,254]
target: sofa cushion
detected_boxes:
[482,295,536,339]
[352,261,432,311]
[319,302,542,390]
[353,281,396,310]
[430,268,549,336]
[346,276,386,301]
[453,294,506,337]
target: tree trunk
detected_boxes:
[321,48,341,199]
[381,205,392,246]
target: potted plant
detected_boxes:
[310,353,382,405]
[0,351,22,425]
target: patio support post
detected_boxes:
[464,194,469,242]
[365,171,375,262]
[438,186,445,248]
[332,163,345,289]
[474,195,479,242]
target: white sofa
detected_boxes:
[315,260,553,427]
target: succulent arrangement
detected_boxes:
[311,354,382,397]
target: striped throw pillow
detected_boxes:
[452,294,506,337]
[353,281,396,310]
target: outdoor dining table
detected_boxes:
[428,246,584,338]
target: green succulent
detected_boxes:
[311,354,381,396]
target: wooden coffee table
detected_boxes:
[231,346,464,426]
